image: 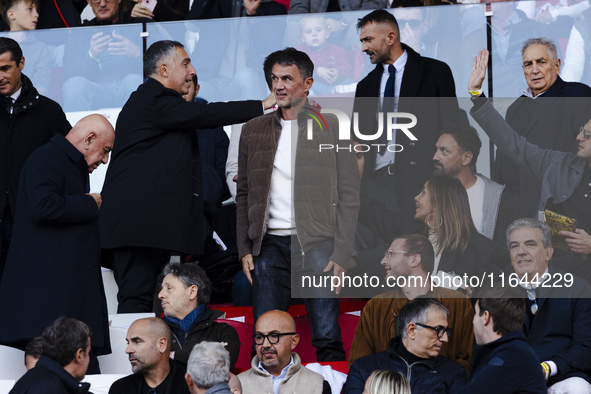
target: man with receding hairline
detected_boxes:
[110,317,190,393]
[0,114,113,365]
[491,37,591,218]
[239,310,330,394]
[345,299,468,393]
[100,39,275,314]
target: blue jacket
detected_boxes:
[457,331,546,393]
[343,336,468,394]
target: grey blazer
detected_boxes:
[470,99,588,215]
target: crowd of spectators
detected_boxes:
[1,1,591,393]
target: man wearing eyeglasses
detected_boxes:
[501,218,591,393]
[348,234,474,371]
[470,48,591,280]
[238,310,330,394]
[344,298,468,393]
[456,287,547,393]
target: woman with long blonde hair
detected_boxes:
[363,370,412,394]
[412,176,505,278]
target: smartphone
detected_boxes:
[140,0,157,12]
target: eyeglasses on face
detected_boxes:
[252,332,296,345]
[384,249,410,259]
[415,322,452,338]
[580,126,591,140]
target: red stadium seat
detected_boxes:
[216,319,254,370]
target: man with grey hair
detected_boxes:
[158,263,239,368]
[185,342,232,394]
[491,37,591,218]
[99,40,275,314]
[344,298,468,393]
[503,218,591,393]
[110,317,190,393]
[470,48,591,281]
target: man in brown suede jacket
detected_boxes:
[236,47,359,362]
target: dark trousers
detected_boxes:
[252,234,345,362]
[111,246,171,313]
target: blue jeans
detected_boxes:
[252,234,345,361]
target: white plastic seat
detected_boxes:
[0,345,25,380]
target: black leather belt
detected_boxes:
[374,164,396,177]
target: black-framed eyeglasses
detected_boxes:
[415,323,452,338]
[581,126,591,139]
[147,388,157,394]
[384,249,410,259]
[527,288,538,315]
[253,332,296,345]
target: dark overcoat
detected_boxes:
[99,78,262,255]
[354,44,464,208]
[0,74,71,266]
[0,134,110,354]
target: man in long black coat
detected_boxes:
[99,40,274,313]
[354,10,463,211]
[0,114,115,361]
[0,37,71,282]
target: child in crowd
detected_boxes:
[1,0,38,30]
[0,0,51,95]
[296,14,353,95]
